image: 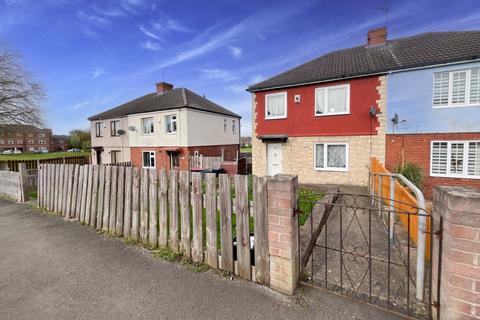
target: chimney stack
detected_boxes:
[367,27,387,46]
[156,81,174,94]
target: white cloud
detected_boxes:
[71,100,91,110]
[139,25,163,41]
[229,46,242,58]
[141,41,162,51]
[199,68,237,82]
[152,18,192,34]
[91,5,126,17]
[91,68,105,79]
[76,10,110,28]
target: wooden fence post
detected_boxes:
[219,174,233,273]
[18,163,29,202]
[148,169,158,247]
[140,168,149,243]
[205,173,218,268]
[123,167,133,237]
[253,176,269,285]
[102,166,111,232]
[191,172,203,263]
[109,166,118,232]
[96,165,105,229]
[235,174,251,280]
[169,170,179,251]
[131,167,140,241]
[90,165,99,227]
[179,171,191,257]
[158,169,168,247]
[115,166,125,235]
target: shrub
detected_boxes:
[394,162,424,190]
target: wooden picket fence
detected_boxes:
[189,155,222,169]
[37,164,269,284]
[4,155,90,172]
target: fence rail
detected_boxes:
[3,155,90,172]
[37,164,269,283]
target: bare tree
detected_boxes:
[0,47,45,126]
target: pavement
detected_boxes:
[0,197,407,320]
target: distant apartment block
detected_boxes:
[0,124,53,152]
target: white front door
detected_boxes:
[267,143,283,176]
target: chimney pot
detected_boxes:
[367,27,387,46]
[156,81,174,94]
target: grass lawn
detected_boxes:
[0,151,90,161]
[298,188,324,225]
[240,147,252,153]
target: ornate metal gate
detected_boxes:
[299,190,442,319]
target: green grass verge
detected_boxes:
[0,151,90,161]
[298,188,324,226]
[240,147,252,153]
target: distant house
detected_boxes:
[88,82,241,170]
[0,124,52,152]
[248,28,480,197]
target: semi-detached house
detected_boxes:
[88,82,241,171]
[248,28,480,197]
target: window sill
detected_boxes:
[265,116,287,120]
[314,111,350,117]
[165,132,178,135]
[432,103,480,109]
[430,173,480,180]
[314,167,349,172]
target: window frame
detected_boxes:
[111,150,121,164]
[95,122,102,137]
[232,119,236,134]
[142,151,156,168]
[313,142,349,172]
[314,84,350,117]
[110,120,120,137]
[430,140,480,179]
[432,67,480,109]
[265,92,287,120]
[141,117,154,135]
[165,114,177,134]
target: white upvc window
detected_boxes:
[315,84,350,116]
[265,92,287,119]
[39,139,46,144]
[314,142,349,171]
[430,141,480,179]
[232,120,236,134]
[142,151,155,168]
[142,117,154,135]
[224,119,227,132]
[165,115,177,133]
[95,122,102,137]
[433,67,480,108]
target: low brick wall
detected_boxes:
[432,186,480,319]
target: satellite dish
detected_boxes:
[117,129,126,136]
[391,113,399,124]
[128,126,136,132]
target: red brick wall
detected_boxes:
[432,186,480,319]
[386,133,480,199]
[188,144,239,161]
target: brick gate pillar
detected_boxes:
[432,186,480,320]
[267,174,299,295]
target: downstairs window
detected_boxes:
[431,141,480,178]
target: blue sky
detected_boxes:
[1,0,479,136]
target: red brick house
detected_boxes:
[89,82,241,171]
[248,28,480,196]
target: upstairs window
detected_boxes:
[110,120,120,136]
[224,119,227,132]
[95,122,102,137]
[315,84,350,116]
[165,115,177,133]
[38,133,46,138]
[431,141,480,178]
[28,140,34,144]
[142,151,155,168]
[232,120,236,134]
[433,68,480,107]
[142,117,154,135]
[265,92,287,119]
